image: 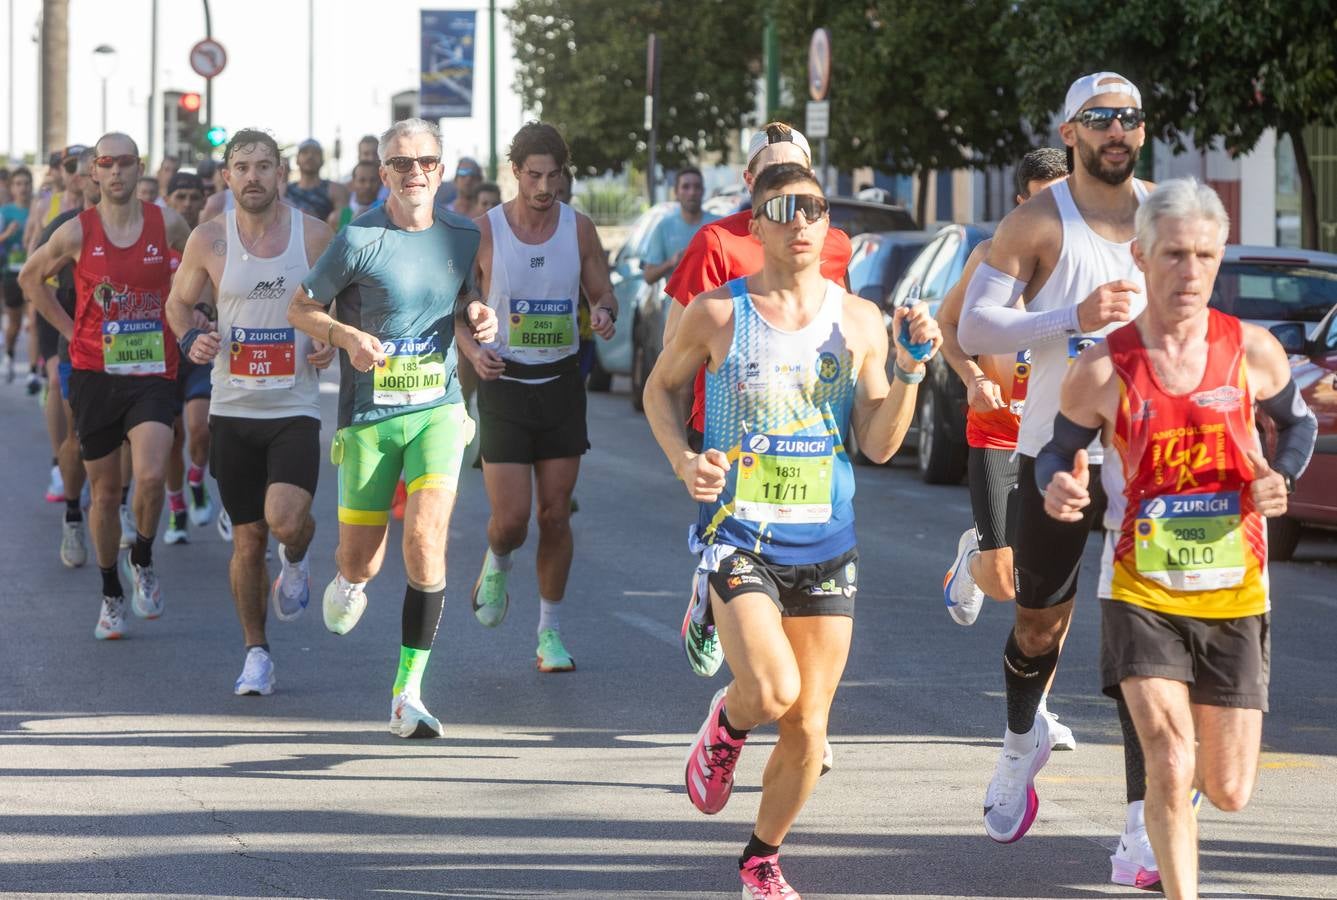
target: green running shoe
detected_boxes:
[471,552,510,627]
[681,579,723,677]
[536,628,575,672]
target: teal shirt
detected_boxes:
[303,206,481,428]
[644,207,720,271]
[0,204,29,272]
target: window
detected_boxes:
[1211,262,1337,323]
[919,230,964,302]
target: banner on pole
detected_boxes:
[420,10,476,118]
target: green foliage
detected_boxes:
[574,182,648,225]
[507,0,763,174]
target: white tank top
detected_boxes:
[1016,178,1149,462]
[486,202,582,378]
[209,208,320,420]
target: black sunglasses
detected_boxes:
[384,156,442,174]
[1070,107,1145,131]
[756,193,829,225]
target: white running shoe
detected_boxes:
[60,520,88,568]
[234,647,276,696]
[188,483,215,527]
[119,504,136,548]
[1037,698,1076,751]
[943,529,985,626]
[322,576,367,635]
[127,561,164,619]
[821,738,834,776]
[163,510,189,546]
[1110,800,1160,889]
[983,715,1052,843]
[270,544,310,622]
[94,595,126,640]
[45,465,64,503]
[217,508,233,542]
[390,691,444,738]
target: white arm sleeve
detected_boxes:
[958,262,1079,355]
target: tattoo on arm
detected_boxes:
[212,240,226,256]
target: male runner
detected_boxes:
[1,165,33,380]
[1040,178,1315,899]
[329,161,383,232]
[664,122,852,680]
[644,163,940,897]
[168,128,335,694]
[287,139,348,224]
[642,167,718,286]
[136,178,160,205]
[957,72,1152,845]
[154,156,180,200]
[20,132,191,639]
[442,157,483,218]
[476,182,501,213]
[290,117,496,736]
[455,122,616,673]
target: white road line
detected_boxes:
[612,610,679,648]
[622,590,678,597]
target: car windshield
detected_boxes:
[1211,262,1337,323]
[828,201,918,238]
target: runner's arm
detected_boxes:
[937,241,991,385]
[662,225,725,347]
[576,213,617,338]
[163,207,192,252]
[289,229,383,371]
[1036,346,1117,518]
[199,190,227,224]
[644,291,728,475]
[165,226,218,350]
[1243,322,1317,484]
[17,217,81,341]
[851,298,939,463]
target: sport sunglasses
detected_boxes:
[384,155,442,174]
[94,154,140,169]
[1070,107,1145,131]
[756,193,829,225]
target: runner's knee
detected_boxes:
[1201,769,1254,812]
[1014,606,1068,656]
[535,499,572,533]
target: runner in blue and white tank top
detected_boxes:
[642,163,941,899]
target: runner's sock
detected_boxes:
[486,549,512,572]
[187,464,205,487]
[401,583,445,650]
[100,566,123,598]
[1003,629,1058,735]
[719,705,749,741]
[65,498,82,523]
[281,539,308,564]
[337,573,367,594]
[740,833,780,867]
[131,533,154,568]
[538,597,560,634]
[393,646,431,697]
[168,490,187,514]
[1117,694,1147,803]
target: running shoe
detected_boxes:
[217,508,233,542]
[684,687,746,815]
[26,370,42,395]
[60,519,88,568]
[127,560,164,619]
[471,552,509,627]
[1037,698,1076,751]
[943,528,985,626]
[164,510,189,545]
[536,628,575,672]
[45,465,63,503]
[188,482,214,527]
[821,739,833,777]
[983,714,1051,843]
[681,576,723,677]
[119,504,136,548]
[270,544,310,622]
[94,595,126,640]
[234,647,275,696]
[740,853,800,899]
[3,353,12,383]
[322,576,368,635]
[390,691,444,738]
[1109,793,1204,889]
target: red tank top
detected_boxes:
[965,349,1028,450]
[72,202,177,379]
[1107,309,1267,618]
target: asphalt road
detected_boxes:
[3,371,1335,899]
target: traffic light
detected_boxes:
[205,126,228,148]
[163,90,203,164]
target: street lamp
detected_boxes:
[92,44,118,134]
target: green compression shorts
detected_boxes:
[331,402,475,526]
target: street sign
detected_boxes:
[808,28,831,101]
[806,100,830,139]
[189,39,227,80]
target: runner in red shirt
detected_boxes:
[21,132,191,640]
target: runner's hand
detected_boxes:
[966,374,1006,412]
[1076,280,1140,333]
[466,301,498,344]
[471,346,506,381]
[677,448,730,502]
[344,328,386,373]
[1246,448,1288,518]
[893,302,942,365]
[189,325,221,364]
[590,305,616,340]
[307,339,336,370]
[1044,448,1091,522]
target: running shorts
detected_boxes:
[707,546,859,618]
[68,369,176,461]
[36,315,59,360]
[1,273,22,309]
[968,447,1019,552]
[209,414,321,526]
[1100,597,1269,712]
[175,358,212,412]
[58,360,71,400]
[477,370,589,464]
[1013,454,1101,609]
[332,402,474,526]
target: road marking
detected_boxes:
[622,590,678,597]
[612,610,678,648]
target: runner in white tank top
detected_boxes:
[455,122,619,673]
[165,130,337,698]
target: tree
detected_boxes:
[507,0,763,175]
[770,0,1033,227]
[1007,0,1337,249]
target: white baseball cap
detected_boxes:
[746,123,812,170]
[1063,72,1142,122]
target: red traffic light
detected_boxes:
[179,92,202,113]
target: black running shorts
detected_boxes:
[477,370,590,464]
[1,273,22,309]
[1013,454,1101,609]
[68,369,177,461]
[209,414,321,525]
[968,447,1019,552]
[708,546,859,618]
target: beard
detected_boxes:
[237,186,278,212]
[1077,139,1140,186]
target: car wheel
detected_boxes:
[1266,515,1301,562]
[586,354,612,392]
[917,386,967,484]
[630,341,647,413]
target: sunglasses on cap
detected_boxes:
[62,158,80,174]
[94,154,140,169]
[384,155,441,174]
[756,193,829,225]
[1070,106,1145,131]
[455,166,481,177]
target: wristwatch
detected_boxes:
[1282,472,1296,494]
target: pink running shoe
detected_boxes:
[684,687,745,815]
[740,854,800,898]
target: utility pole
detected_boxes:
[148,0,158,164]
[40,0,68,157]
[763,6,779,120]
[488,0,497,180]
[202,0,213,136]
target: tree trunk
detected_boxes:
[41,0,68,158]
[916,168,930,229]
[1289,126,1318,250]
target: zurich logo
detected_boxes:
[747,434,771,454]
[233,327,245,342]
[1144,498,1167,518]
[381,340,396,355]
[515,300,530,314]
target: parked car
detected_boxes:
[1259,304,1337,560]
[1210,246,1337,340]
[847,230,937,306]
[704,192,919,240]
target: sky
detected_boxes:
[1,0,527,172]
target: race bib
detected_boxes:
[1133,490,1245,590]
[229,326,296,390]
[1009,349,1031,416]
[373,334,446,406]
[5,244,24,274]
[1068,335,1104,366]
[734,432,833,524]
[509,298,575,348]
[102,319,165,375]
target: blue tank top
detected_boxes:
[697,277,857,564]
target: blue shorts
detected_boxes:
[58,360,72,400]
[175,360,212,413]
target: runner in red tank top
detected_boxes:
[20,132,192,642]
[1038,178,1315,899]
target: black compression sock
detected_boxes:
[401,583,446,650]
[120,485,130,505]
[131,533,153,568]
[1003,630,1060,735]
[1117,694,1148,803]
[65,498,82,523]
[100,566,123,598]
[719,705,749,741]
[740,833,780,866]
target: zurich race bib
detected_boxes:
[102,319,166,375]
[229,326,296,390]
[734,432,834,524]
[509,298,575,349]
[1133,490,1245,590]
[1068,335,1104,365]
[1010,350,1031,415]
[373,334,446,406]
